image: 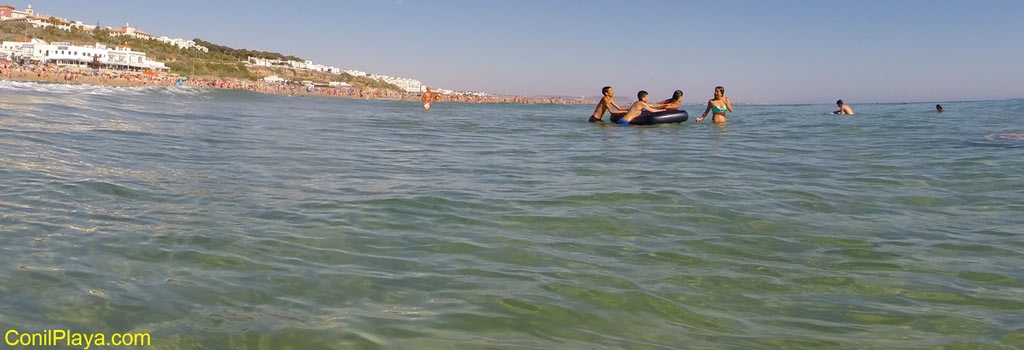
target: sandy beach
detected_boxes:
[0,65,590,105]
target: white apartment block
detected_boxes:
[371,75,424,93]
[71,21,96,31]
[1,40,168,71]
[247,57,286,67]
[261,75,285,83]
[156,36,209,52]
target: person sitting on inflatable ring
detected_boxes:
[652,90,684,110]
[618,90,666,124]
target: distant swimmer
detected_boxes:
[696,86,733,123]
[936,104,944,112]
[833,99,854,115]
[618,90,665,124]
[590,86,629,122]
[653,90,684,110]
[422,87,434,109]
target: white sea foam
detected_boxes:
[0,79,210,98]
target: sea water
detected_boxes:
[1,80,1022,349]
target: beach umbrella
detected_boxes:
[145,70,156,76]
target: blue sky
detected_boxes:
[20,0,1024,103]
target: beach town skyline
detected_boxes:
[7,0,1024,104]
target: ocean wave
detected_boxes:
[0,79,213,98]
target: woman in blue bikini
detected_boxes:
[696,86,733,123]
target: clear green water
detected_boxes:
[1,81,1022,349]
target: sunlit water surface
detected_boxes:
[1,81,1023,349]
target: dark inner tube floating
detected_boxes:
[607,110,689,125]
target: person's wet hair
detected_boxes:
[837,99,844,106]
[670,90,684,102]
[602,86,612,95]
[638,90,648,100]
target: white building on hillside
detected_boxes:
[313,64,340,74]
[2,15,62,30]
[106,44,148,69]
[1,38,43,58]
[372,75,424,93]
[0,5,206,55]
[262,75,285,83]
[71,21,96,31]
[117,24,154,40]
[1,40,167,71]
[248,57,270,67]
[247,57,343,74]
[33,42,108,66]
[287,60,315,70]
[156,36,208,52]
[247,56,288,67]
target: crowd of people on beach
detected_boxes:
[0,62,966,115]
[0,61,590,105]
[1,62,177,87]
[417,86,579,109]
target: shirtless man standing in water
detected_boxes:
[422,87,433,109]
[590,86,629,122]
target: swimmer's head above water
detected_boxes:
[669,90,684,103]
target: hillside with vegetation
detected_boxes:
[0,21,403,91]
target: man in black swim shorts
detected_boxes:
[590,86,628,122]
